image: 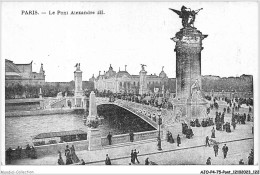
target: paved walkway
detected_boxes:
[11,121,253,165]
[9,104,254,165]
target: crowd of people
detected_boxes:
[98,90,173,110]
[58,144,80,165]
[190,118,215,128]
[104,152,157,165]
[166,132,181,146]
[6,144,37,164]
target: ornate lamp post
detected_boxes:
[157,107,162,151]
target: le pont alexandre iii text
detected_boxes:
[21,10,105,16]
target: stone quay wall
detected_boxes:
[34,140,89,157]
[101,130,163,146]
[6,140,89,160]
[5,108,74,117]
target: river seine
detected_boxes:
[5,104,155,148]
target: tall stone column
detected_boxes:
[87,91,101,150]
[39,88,43,99]
[173,28,207,99]
[139,65,148,95]
[74,63,83,97]
[170,6,208,124]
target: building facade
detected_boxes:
[92,64,169,94]
[5,59,45,86]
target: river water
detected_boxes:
[5,104,155,148]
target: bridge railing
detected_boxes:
[97,98,176,126]
[115,100,159,127]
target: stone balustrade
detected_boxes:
[101,130,162,146]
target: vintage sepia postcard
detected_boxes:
[0,1,259,175]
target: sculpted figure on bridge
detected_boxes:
[169,6,203,28]
[75,63,81,71]
[140,64,147,71]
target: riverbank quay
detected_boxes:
[5,108,77,117]
[10,120,254,165]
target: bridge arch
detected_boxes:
[96,103,158,129]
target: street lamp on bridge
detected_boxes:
[157,107,162,151]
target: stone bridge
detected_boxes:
[40,96,180,129]
[95,97,179,129]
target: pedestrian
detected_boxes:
[134,149,140,164]
[81,159,86,165]
[247,114,251,122]
[70,145,80,163]
[57,151,65,165]
[6,147,13,164]
[129,131,134,142]
[30,146,37,159]
[177,134,181,147]
[169,132,174,143]
[105,154,111,165]
[222,144,229,159]
[166,131,170,142]
[65,145,70,158]
[239,159,244,165]
[232,121,236,130]
[213,144,219,157]
[107,132,112,145]
[206,157,211,165]
[211,127,215,138]
[66,155,73,165]
[15,146,21,159]
[25,144,31,158]
[145,157,150,165]
[205,136,210,147]
[130,150,135,164]
[248,149,254,165]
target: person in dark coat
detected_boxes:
[30,146,37,159]
[6,147,13,164]
[205,136,210,147]
[107,132,112,145]
[169,132,174,143]
[58,151,65,165]
[247,114,251,122]
[15,146,22,159]
[213,144,219,157]
[239,159,244,165]
[226,122,231,133]
[25,144,31,158]
[65,145,70,158]
[81,159,86,165]
[177,134,181,147]
[129,132,134,142]
[105,154,111,165]
[70,145,80,163]
[130,150,135,164]
[222,144,229,159]
[248,149,254,165]
[65,155,73,165]
[211,127,216,138]
[134,149,140,164]
[231,121,236,130]
[145,157,150,165]
[206,157,211,165]
[65,145,73,165]
[166,131,170,142]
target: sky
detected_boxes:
[1,2,258,82]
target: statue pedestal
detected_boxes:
[87,128,102,151]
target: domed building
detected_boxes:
[93,64,170,94]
